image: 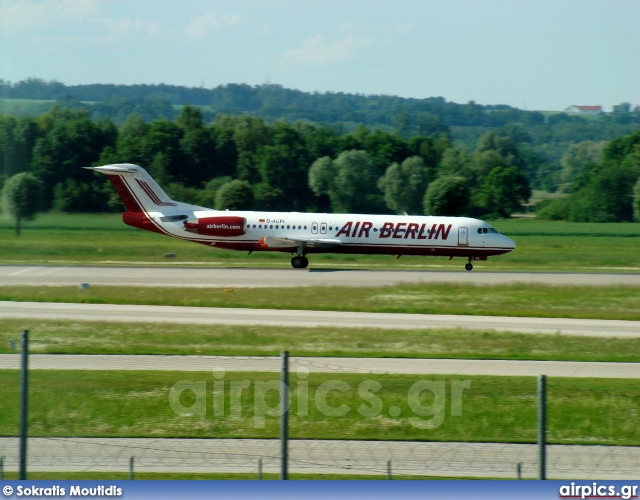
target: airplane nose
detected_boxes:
[504,236,516,249]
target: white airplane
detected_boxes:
[87,164,515,270]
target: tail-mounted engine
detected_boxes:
[184,216,246,237]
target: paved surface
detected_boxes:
[2,265,639,287]
[0,437,636,479]
[0,354,637,378]
[2,301,639,338]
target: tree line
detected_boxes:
[3,79,640,195]
[4,78,639,128]
[1,105,639,231]
[0,78,544,127]
[538,131,640,222]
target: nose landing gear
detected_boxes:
[291,255,309,269]
[465,262,473,271]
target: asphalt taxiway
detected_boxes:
[2,265,639,287]
[0,353,637,378]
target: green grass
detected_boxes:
[489,218,640,237]
[2,282,640,320]
[0,370,637,445]
[0,99,55,116]
[1,213,639,271]
[528,190,568,204]
[1,319,639,362]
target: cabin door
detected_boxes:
[458,227,468,245]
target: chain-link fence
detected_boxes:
[1,437,639,479]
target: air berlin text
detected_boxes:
[206,223,242,231]
[335,222,452,240]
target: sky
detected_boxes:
[0,0,638,111]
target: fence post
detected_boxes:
[517,462,522,480]
[129,457,134,480]
[280,351,289,480]
[258,458,263,480]
[538,375,546,480]
[387,460,391,480]
[0,456,4,480]
[19,330,29,481]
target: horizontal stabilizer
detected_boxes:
[84,165,139,174]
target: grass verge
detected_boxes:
[1,214,639,271]
[2,283,640,320]
[0,370,638,446]
[0,319,639,362]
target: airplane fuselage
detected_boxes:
[90,164,516,270]
[127,208,515,259]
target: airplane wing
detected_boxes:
[292,237,342,248]
[259,236,343,249]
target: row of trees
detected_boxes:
[538,131,640,222]
[0,79,546,127]
[4,80,640,169]
[2,104,639,226]
[1,105,535,219]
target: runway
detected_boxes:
[2,265,640,288]
[0,437,637,479]
[2,301,639,338]
[0,354,638,378]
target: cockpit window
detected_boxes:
[478,226,499,234]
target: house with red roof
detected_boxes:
[564,105,603,115]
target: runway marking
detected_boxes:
[6,267,34,276]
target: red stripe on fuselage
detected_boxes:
[135,179,177,206]
[107,175,143,212]
[208,241,512,257]
[137,179,162,204]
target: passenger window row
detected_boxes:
[251,224,309,230]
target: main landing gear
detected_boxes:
[291,255,309,269]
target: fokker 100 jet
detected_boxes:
[87,164,515,270]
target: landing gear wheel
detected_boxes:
[465,263,473,271]
[291,255,309,269]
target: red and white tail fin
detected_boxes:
[87,163,191,213]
